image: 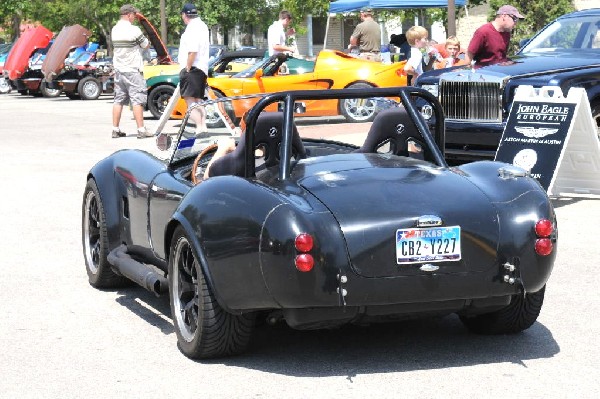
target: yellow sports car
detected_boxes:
[173,50,407,126]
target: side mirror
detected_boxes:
[254,68,264,79]
[156,132,172,151]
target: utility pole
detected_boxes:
[160,0,167,45]
[447,0,456,37]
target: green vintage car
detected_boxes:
[146,49,267,119]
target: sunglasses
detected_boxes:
[507,14,518,23]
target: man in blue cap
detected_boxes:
[178,3,210,135]
[348,7,381,62]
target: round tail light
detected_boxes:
[535,238,553,256]
[295,233,313,253]
[535,219,553,238]
[295,254,314,272]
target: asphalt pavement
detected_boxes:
[0,92,599,398]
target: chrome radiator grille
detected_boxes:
[439,80,503,122]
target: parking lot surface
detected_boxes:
[0,92,599,398]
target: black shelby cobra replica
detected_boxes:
[82,87,557,359]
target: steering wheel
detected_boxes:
[191,143,218,185]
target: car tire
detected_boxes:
[168,226,255,359]
[40,80,61,98]
[0,77,11,94]
[78,76,102,100]
[339,82,378,123]
[205,90,229,129]
[459,285,546,334]
[82,179,130,288]
[147,84,175,119]
[591,102,600,141]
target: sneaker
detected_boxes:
[136,127,154,139]
[112,129,126,138]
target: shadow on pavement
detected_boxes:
[114,286,559,376]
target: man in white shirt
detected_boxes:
[111,4,152,138]
[267,10,296,56]
[178,3,210,135]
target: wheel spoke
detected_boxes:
[182,295,198,333]
[91,240,100,265]
[89,200,100,227]
[178,276,195,295]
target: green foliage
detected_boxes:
[486,0,575,54]
[3,0,575,53]
[280,0,330,19]
[0,0,32,41]
[0,0,280,46]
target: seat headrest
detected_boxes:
[208,112,306,178]
[356,107,423,158]
[254,112,306,168]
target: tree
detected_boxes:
[0,0,34,41]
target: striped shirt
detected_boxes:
[111,20,149,73]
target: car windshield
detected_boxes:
[520,15,600,53]
[232,55,315,78]
[209,46,222,58]
[69,51,95,65]
[0,43,12,55]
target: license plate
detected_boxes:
[396,226,461,264]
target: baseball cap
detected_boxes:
[181,3,198,16]
[496,5,525,19]
[360,7,373,14]
[119,4,138,15]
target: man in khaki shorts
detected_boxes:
[348,7,381,62]
[111,4,153,138]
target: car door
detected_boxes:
[148,170,193,259]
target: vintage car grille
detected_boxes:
[439,80,503,123]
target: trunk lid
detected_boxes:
[4,26,53,80]
[42,25,91,82]
[137,13,173,65]
[299,154,500,278]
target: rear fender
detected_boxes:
[87,157,125,251]
[168,176,282,312]
[458,161,556,291]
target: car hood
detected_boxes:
[3,26,53,80]
[42,25,91,81]
[137,13,173,65]
[298,154,500,278]
[419,52,600,83]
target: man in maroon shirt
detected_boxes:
[465,5,525,67]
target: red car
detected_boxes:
[3,26,53,94]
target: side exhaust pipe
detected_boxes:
[107,245,168,296]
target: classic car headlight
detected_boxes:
[421,84,439,97]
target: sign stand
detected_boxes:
[495,85,600,198]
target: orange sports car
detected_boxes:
[172,50,407,126]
